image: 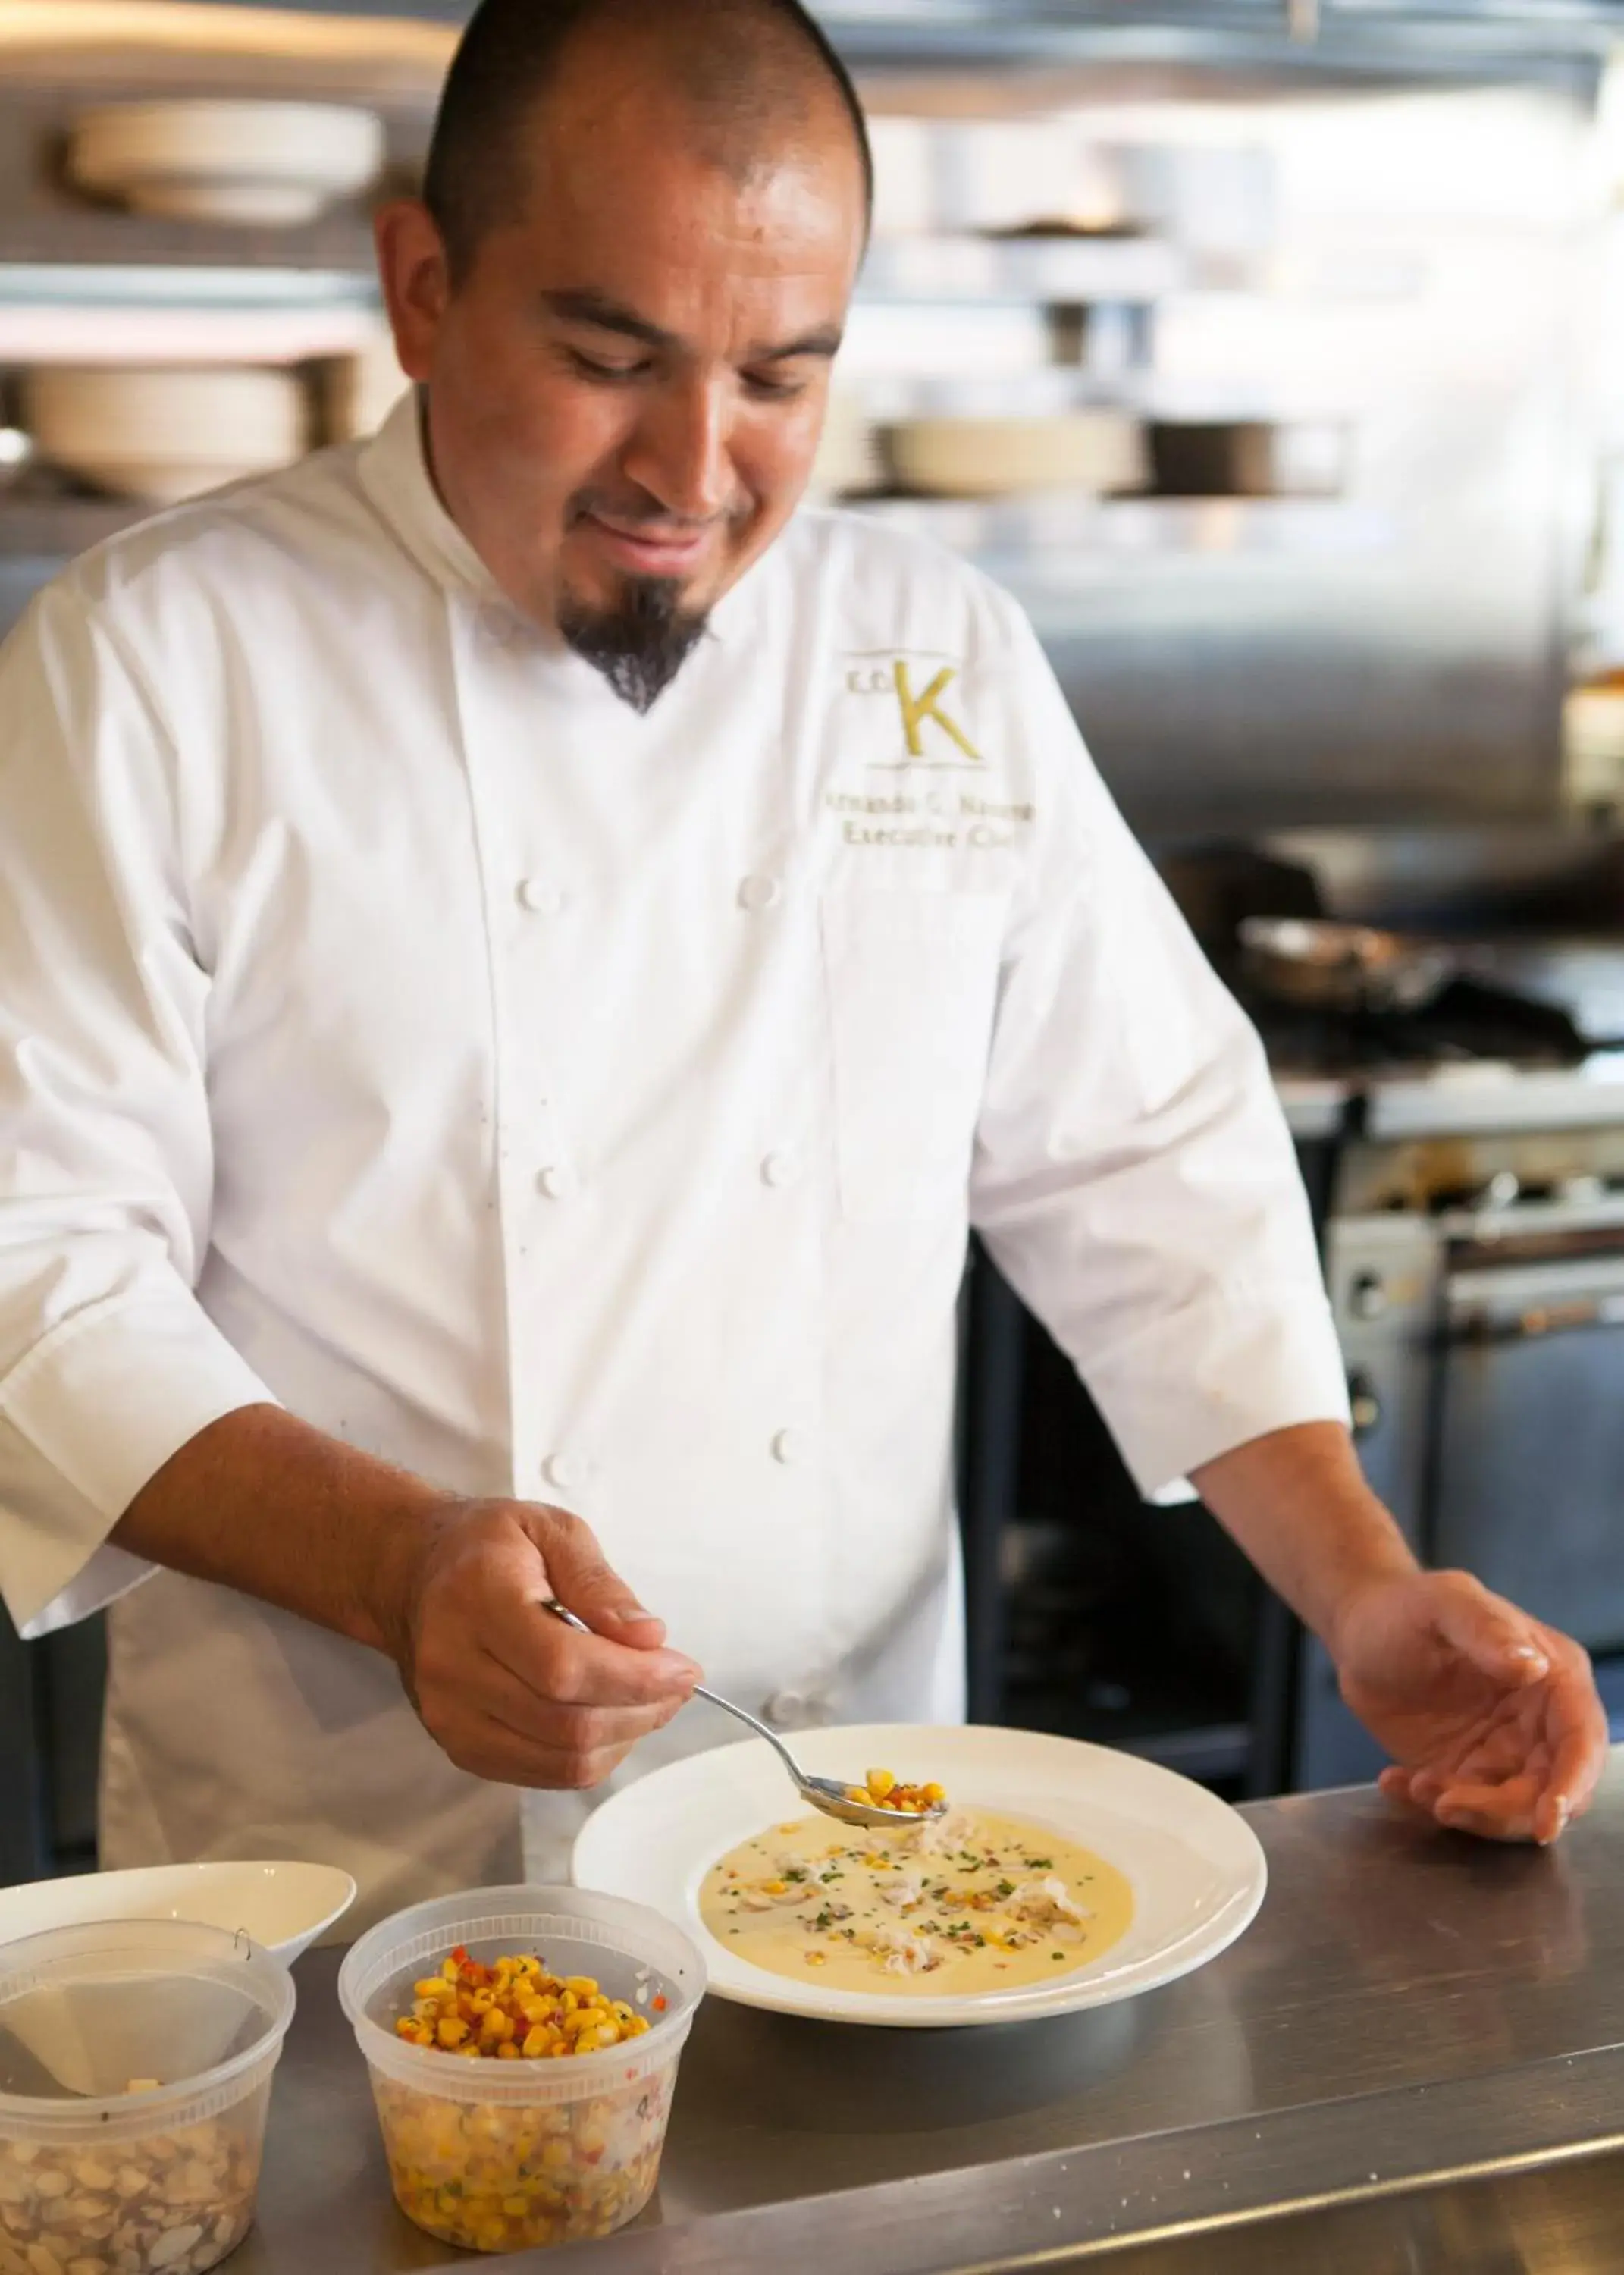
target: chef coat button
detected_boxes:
[518,877,567,915]
[541,1451,588,1492]
[481,605,522,648]
[738,874,783,913]
[770,1428,804,1467]
[760,1150,801,1189]
[537,1165,578,1200]
[763,1690,810,1729]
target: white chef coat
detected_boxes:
[0,394,1348,1928]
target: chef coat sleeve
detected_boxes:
[0,580,276,1637]
[967,602,1350,1500]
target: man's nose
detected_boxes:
[623,377,733,523]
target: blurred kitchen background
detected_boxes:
[10,0,1624,1881]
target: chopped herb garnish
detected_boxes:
[995,1880,1014,1899]
[783,1869,807,1884]
[814,1907,833,1931]
[1025,1857,1054,1871]
[1052,1950,1064,1961]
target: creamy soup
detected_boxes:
[698,1806,1133,1996]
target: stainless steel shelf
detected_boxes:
[0,211,381,281]
[0,237,1178,312]
[0,263,375,309]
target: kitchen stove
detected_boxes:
[1265,937,1624,1787]
[970,924,1624,1802]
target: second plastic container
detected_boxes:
[338,1886,705,2255]
[0,1917,296,2275]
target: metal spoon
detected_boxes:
[540,1598,948,1831]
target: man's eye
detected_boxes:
[743,371,809,401]
[568,349,647,383]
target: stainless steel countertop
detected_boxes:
[241,1756,1624,2273]
[1272,1058,1624,1143]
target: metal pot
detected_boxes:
[1238,916,1456,1016]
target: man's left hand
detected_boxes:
[1335,1569,1609,1844]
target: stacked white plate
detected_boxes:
[889,409,1149,498]
[22,366,306,504]
[67,100,384,226]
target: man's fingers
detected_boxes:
[463,1648,686,1754]
[1433,1771,1540,1840]
[538,1507,670,1647]
[1541,1658,1609,1828]
[1434,1803,1534,1842]
[402,1501,701,1791]
[1378,1765,1424,1814]
[484,1596,701,1709]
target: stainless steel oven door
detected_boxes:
[1434,1244,1624,1652]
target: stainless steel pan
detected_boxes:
[1238,916,1456,1015]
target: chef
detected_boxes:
[0,0,1605,1928]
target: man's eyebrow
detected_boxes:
[542,290,843,366]
[751,324,844,364]
[541,289,677,353]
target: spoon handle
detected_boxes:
[690,1683,801,1769]
[537,1599,805,1783]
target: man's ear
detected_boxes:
[374,199,450,385]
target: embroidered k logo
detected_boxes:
[893,661,981,762]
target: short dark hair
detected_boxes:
[422,0,873,284]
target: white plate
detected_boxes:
[67,101,384,227]
[0,1861,356,1965]
[572,1724,1265,2029]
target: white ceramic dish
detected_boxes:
[22,364,305,503]
[572,1723,1266,2029]
[889,410,1148,498]
[0,1860,356,1965]
[67,99,384,227]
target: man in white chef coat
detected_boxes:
[0,0,1606,1927]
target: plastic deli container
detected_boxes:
[0,1918,296,2275]
[338,1887,705,2254]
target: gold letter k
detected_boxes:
[894,661,981,761]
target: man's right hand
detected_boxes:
[116,1409,699,1793]
[375,1498,702,1790]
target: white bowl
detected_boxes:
[22,365,306,502]
[887,412,1137,500]
[0,1861,356,1964]
[573,1723,1267,2030]
[889,410,1149,498]
[68,99,384,226]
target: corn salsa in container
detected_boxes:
[337,1887,704,2255]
